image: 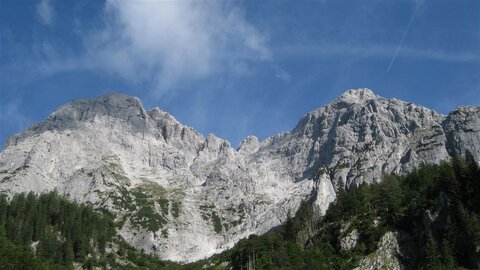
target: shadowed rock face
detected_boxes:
[443,106,480,159]
[1,89,478,262]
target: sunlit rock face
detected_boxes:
[354,231,417,270]
[1,89,478,262]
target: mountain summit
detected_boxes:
[1,89,479,262]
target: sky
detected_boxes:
[1,0,479,148]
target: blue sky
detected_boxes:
[1,0,479,148]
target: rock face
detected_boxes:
[443,106,480,159]
[0,89,478,262]
[340,228,359,251]
[354,231,416,270]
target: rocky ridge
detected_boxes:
[0,89,478,262]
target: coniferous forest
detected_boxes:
[0,191,181,269]
[0,153,479,269]
[209,152,480,269]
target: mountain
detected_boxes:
[0,88,479,262]
[201,157,480,269]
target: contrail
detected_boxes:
[387,3,421,73]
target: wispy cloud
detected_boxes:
[400,47,480,63]
[0,100,30,146]
[274,65,292,82]
[6,0,273,98]
[274,43,480,64]
[5,0,478,98]
[84,0,271,96]
[36,0,53,25]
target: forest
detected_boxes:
[0,152,479,269]
[210,152,480,269]
[0,191,180,269]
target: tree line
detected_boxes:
[0,191,182,269]
[1,152,479,269]
[207,152,480,269]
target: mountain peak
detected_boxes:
[47,92,147,126]
[336,88,378,103]
[4,93,149,148]
[64,92,145,113]
[1,88,479,263]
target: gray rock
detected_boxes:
[443,106,480,160]
[354,231,416,270]
[0,88,478,262]
[340,228,359,251]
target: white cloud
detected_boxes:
[36,0,53,25]
[85,0,271,96]
[274,65,291,82]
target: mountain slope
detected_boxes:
[0,191,185,269]
[0,88,479,262]
[200,156,480,269]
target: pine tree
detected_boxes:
[452,155,469,203]
[0,196,8,224]
[373,175,403,224]
[440,239,455,269]
[465,150,479,177]
[423,230,441,270]
[63,239,75,266]
[465,151,480,212]
[20,219,33,246]
[37,229,59,260]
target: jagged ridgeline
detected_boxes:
[0,89,479,263]
[1,154,479,269]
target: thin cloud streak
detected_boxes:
[387,2,421,73]
[36,0,53,25]
[0,100,30,145]
[274,44,480,64]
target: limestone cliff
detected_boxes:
[0,89,478,262]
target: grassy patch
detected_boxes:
[172,201,181,219]
[110,182,172,233]
[0,165,30,183]
[1,176,12,183]
[110,187,136,212]
[229,204,246,228]
[137,181,168,199]
[104,177,184,233]
[335,161,351,170]
[211,212,223,233]
[199,204,225,233]
[130,206,166,232]
[158,198,169,215]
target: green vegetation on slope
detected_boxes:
[202,152,480,269]
[1,152,479,269]
[111,180,183,234]
[0,191,182,269]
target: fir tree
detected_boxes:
[423,230,441,269]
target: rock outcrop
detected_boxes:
[0,89,478,262]
[354,231,416,270]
